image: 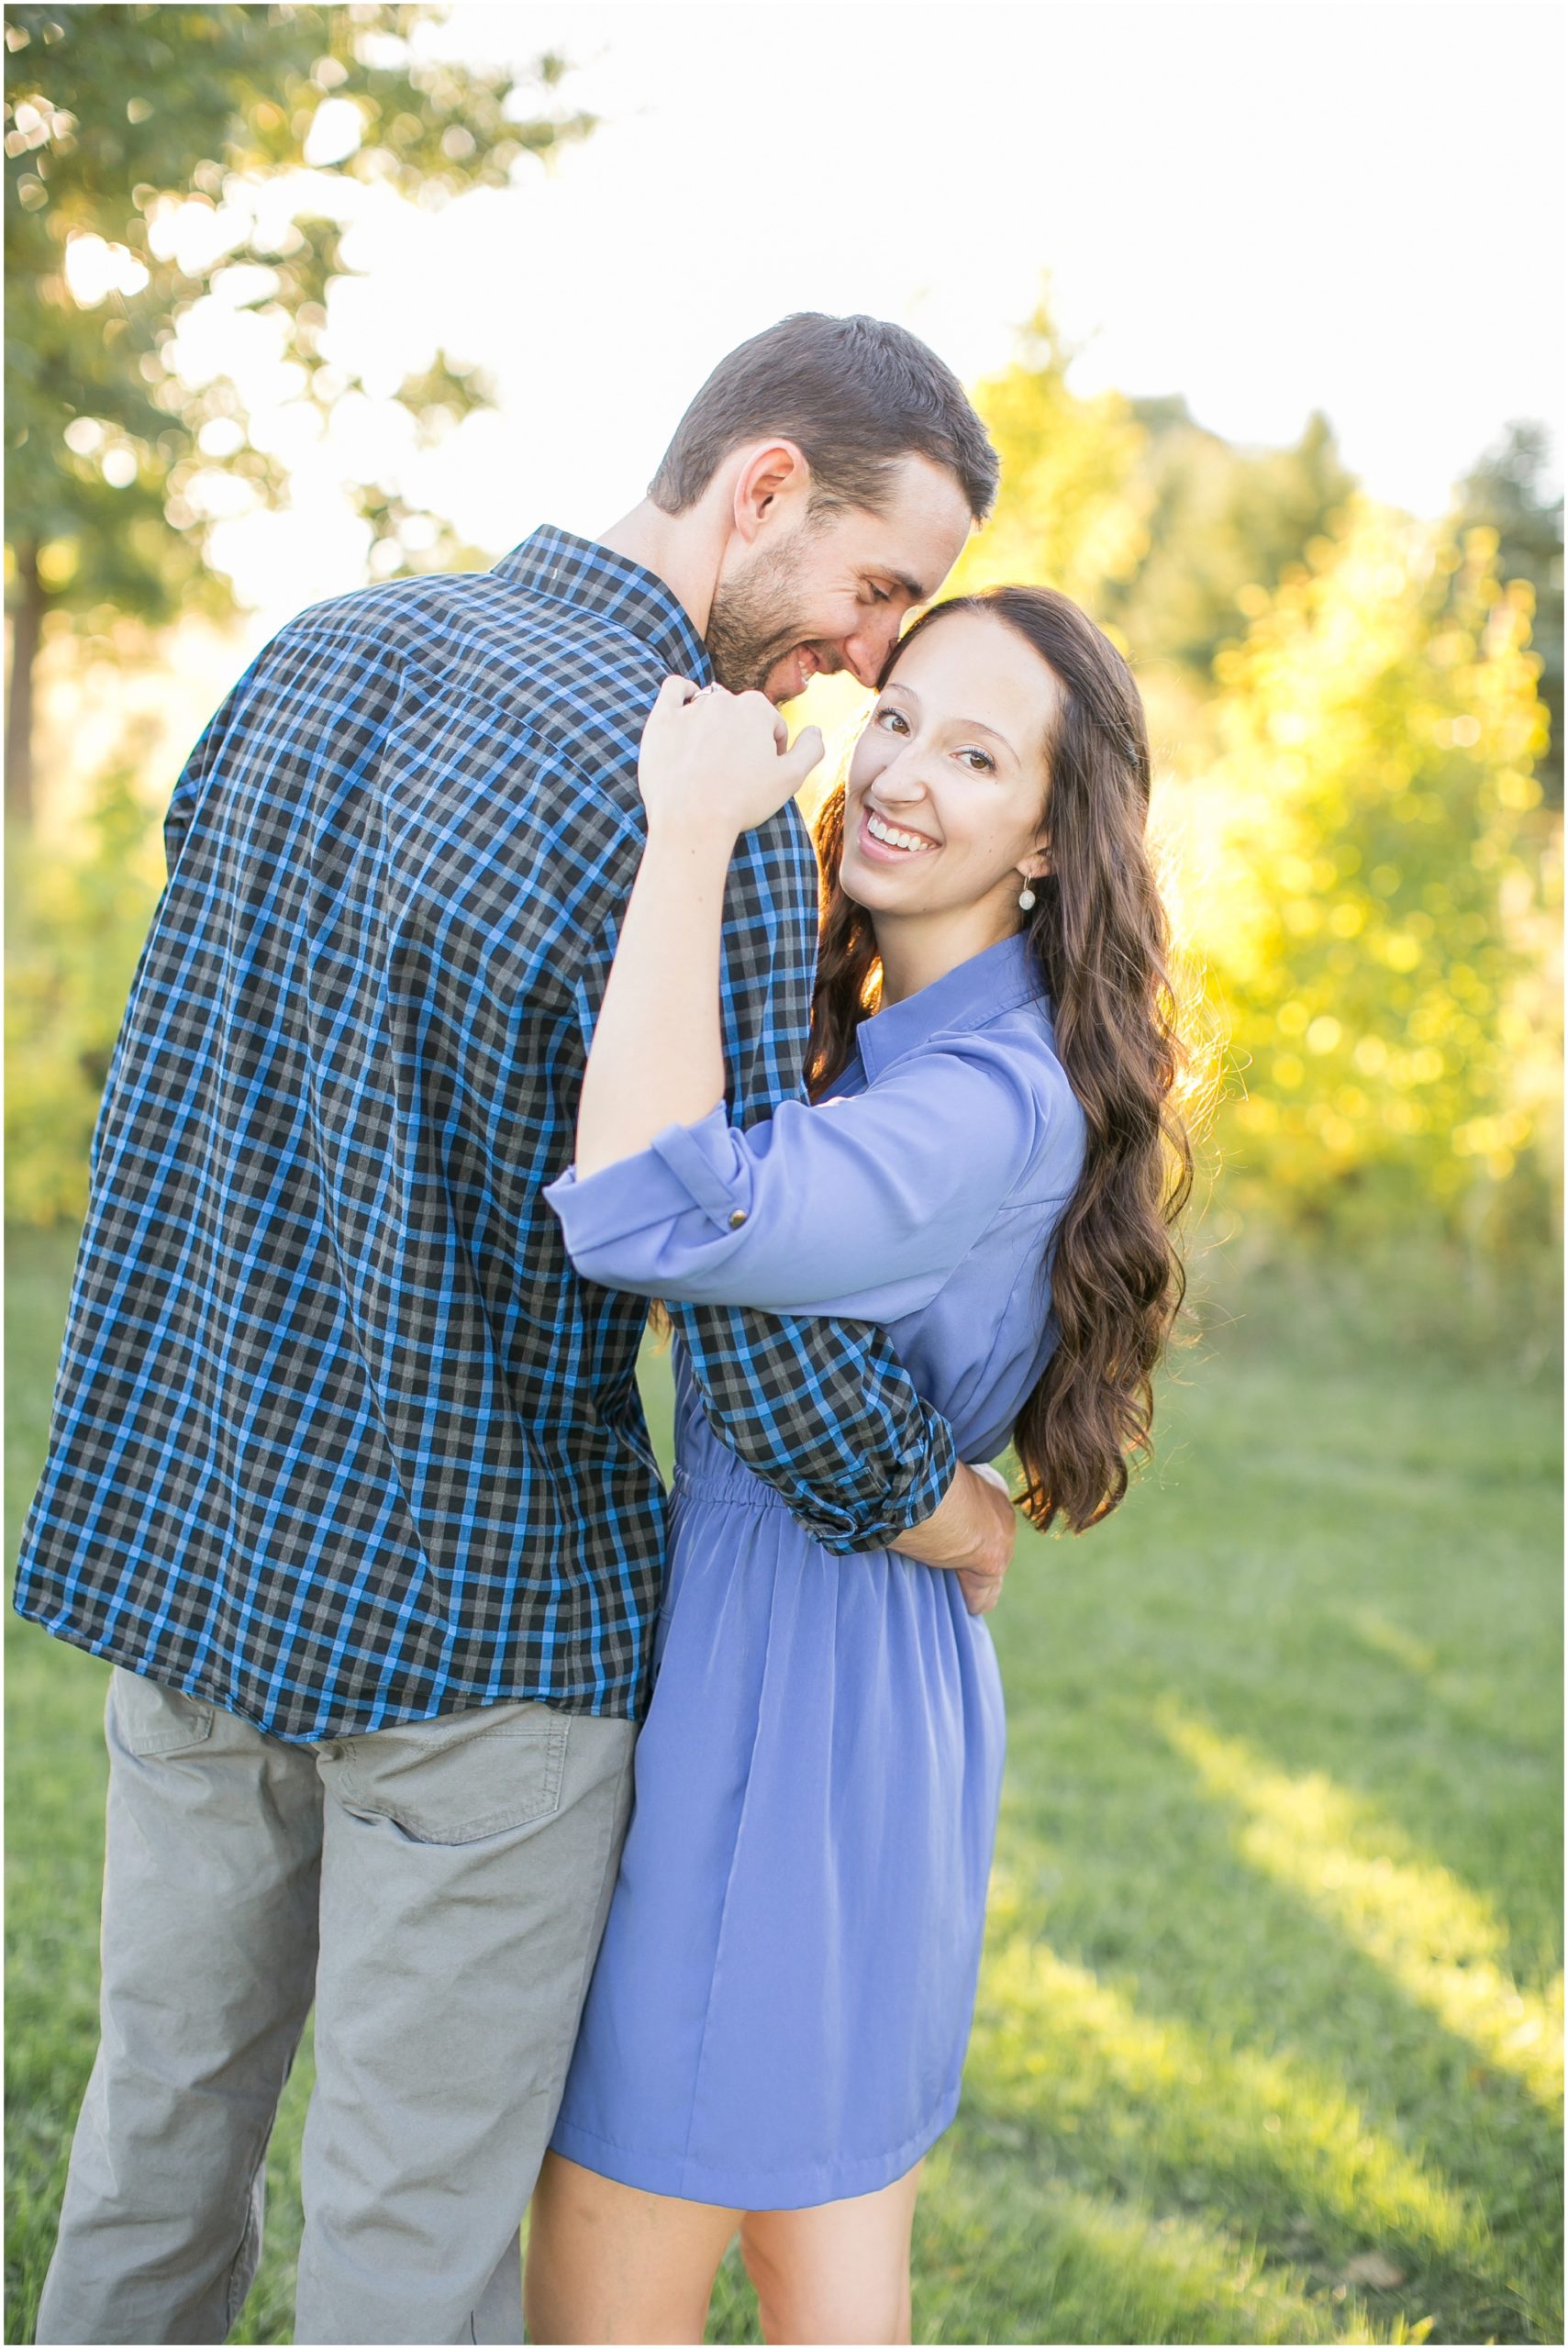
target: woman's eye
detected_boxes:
[874,707,908,733]
[959,748,995,774]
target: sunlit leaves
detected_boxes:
[4,756,169,1224]
[891,292,1559,1250]
[1457,424,1562,806]
[946,297,1149,616]
[1110,405,1358,685]
[1198,500,1557,1240]
[4,0,595,776]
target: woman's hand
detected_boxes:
[572,681,822,1177]
[639,677,825,844]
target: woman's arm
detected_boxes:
[574,678,823,1179]
[550,1041,1052,1321]
[567,677,1020,1609]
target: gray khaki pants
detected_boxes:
[35,1666,636,2346]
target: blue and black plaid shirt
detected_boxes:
[14,529,957,1742]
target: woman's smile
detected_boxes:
[859,805,941,859]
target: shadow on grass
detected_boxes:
[966,1767,1556,2342]
[996,1327,1562,1991]
[914,2152,1432,2346]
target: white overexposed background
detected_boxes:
[36,0,1564,809]
[210,0,1564,625]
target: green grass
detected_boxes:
[6,1228,1562,2344]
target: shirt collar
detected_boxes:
[856,933,1048,1082]
[494,526,713,686]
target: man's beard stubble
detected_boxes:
[704,541,815,696]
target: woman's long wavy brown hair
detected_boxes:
[806,586,1191,1533]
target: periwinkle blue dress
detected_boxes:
[542,934,1085,2210]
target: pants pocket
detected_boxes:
[111,1667,217,1758]
[333,1700,569,1845]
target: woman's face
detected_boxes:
[839,608,1058,925]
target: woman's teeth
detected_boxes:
[866,810,937,854]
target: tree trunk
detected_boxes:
[6,540,46,827]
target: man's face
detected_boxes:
[705,454,975,704]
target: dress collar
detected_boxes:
[493,526,713,687]
[856,933,1049,1082]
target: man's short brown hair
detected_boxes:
[648,313,999,524]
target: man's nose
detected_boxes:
[839,616,900,689]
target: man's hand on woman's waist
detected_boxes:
[890,1460,1017,1615]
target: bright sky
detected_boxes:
[174,0,1565,628]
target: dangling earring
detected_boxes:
[1018,882,1037,912]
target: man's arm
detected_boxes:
[669,1297,1015,1587]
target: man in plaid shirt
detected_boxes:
[19,314,1012,2343]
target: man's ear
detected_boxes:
[731,440,809,542]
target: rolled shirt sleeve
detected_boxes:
[544,1039,1048,1325]
[668,1295,959,1553]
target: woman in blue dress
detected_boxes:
[527,586,1189,2343]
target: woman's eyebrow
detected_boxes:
[883,683,1017,759]
[955,717,1018,756]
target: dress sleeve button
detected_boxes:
[728,1208,748,1229]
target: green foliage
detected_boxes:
[7,1245,1561,2344]
[4,1,591,589]
[1202,499,1557,1242]
[948,300,1150,612]
[1107,400,1358,681]
[4,760,164,1225]
[3,2,594,809]
[944,296,1560,1254]
[1456,422,1563,807]
[949,304,1361,692]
